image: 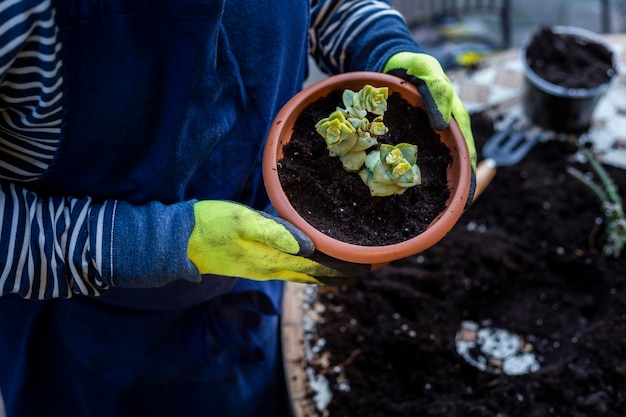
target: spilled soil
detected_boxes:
[301,112,626,417]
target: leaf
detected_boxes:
[340,151,367,172]
[327,132,358,157]
[397,143,418,165]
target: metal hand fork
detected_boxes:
[473,119,541,202]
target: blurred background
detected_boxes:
[307,0,626,82]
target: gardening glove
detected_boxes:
[187,200,368,286]
[384,52,477,204]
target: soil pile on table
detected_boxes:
[306,112,626,417]
[278,91,451,246]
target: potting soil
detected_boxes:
[278,90,452,247]
[525,26,616,89]
[303,112,626,417]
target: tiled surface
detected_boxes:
[449,34,626,169]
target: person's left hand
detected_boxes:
[383,52,477,181]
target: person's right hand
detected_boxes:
[187,200,368,285]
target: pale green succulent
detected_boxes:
[359,143,421,197]
[342,89,368,119]
[338,130,380,172]
[342,85,389,117]
[315,85,420,195]
[359,84,389,115]
[369,116,388,136]
[315,110,358,157]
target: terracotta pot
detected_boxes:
[521,26,617,133]
[262,72,472,267]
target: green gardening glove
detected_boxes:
[187,201,368,285]
[384,52,477,188]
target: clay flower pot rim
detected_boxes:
[262,71,472,265]
[521,26,618,99]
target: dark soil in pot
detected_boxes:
[302,112,626,417]
[522,26,617,133]
[278,90,452,247]
[525,26,615,89]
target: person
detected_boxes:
[0,1,476,416]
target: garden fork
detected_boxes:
[473,118,541,202]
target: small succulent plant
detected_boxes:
[359,143,421,197]
[315,85,420,196]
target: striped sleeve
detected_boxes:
[0,0,109,299]
[0,1,201,298]
[310,0,422,75]
[0,181,114,298]
[0,0,61,183]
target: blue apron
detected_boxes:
[0,0,309,416]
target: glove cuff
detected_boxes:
[113,200,201,288]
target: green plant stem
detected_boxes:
[566,150,626,258]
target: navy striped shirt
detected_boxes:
[0,0,415,299]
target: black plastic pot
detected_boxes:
[521,26,617,133]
